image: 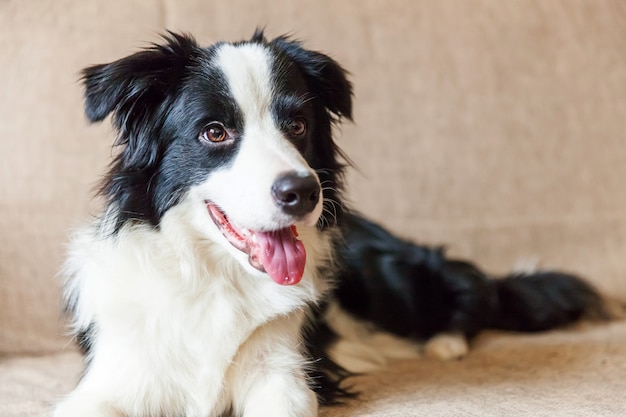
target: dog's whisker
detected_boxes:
[321,209,338,227]
[320,197,342,227]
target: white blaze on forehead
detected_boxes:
[214,41,314,173]
[198,42,324,232]
[216,43,274,121]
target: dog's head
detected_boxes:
[82,31,352,285]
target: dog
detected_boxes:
[55,31,609,417]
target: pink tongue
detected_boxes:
[254,227,306,285]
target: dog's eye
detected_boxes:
[286,118,306,138]
[200,122,228,143]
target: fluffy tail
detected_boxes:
[489,271,610,332]
[333,212,616,340]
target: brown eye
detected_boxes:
[200,122,228,143]
[287,118,306,137]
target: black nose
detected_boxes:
[272,172,321,217]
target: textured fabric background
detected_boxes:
[1,0,625,416]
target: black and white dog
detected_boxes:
[55,31,608,417]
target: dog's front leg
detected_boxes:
[230,314,319,417]
[239,367,318,417]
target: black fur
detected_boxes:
[328,212,608,343]
[82,33,232,232]
[305,318,356,405]
[267,33,353,229]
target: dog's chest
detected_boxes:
[80,238,321,415]
[95,247,319,351]
[67,217,334,415]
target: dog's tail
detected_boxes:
[487,270,612,332]
[334,212,619,340]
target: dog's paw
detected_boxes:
[53,399,119,417]
[241,383,318,417]
[424,333,468,361]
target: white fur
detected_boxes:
[423,333,468,361]
[205,43,324,232]
[56,196,331,417]
[512,256,541,275]
[325,304,469,372]
[325,304,421,373]
[55,42,331,417]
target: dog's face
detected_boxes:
[82,31,352,285]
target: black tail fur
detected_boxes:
[332,212,609,340]
[491,271,608,332]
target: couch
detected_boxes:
[1,1,625,416]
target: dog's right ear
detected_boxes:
[81,32,198,125]
[269,36,353,122]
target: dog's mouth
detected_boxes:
[206,201,306,286]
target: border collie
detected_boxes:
[55,31,609,417]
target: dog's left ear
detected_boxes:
[270,36,353,121]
